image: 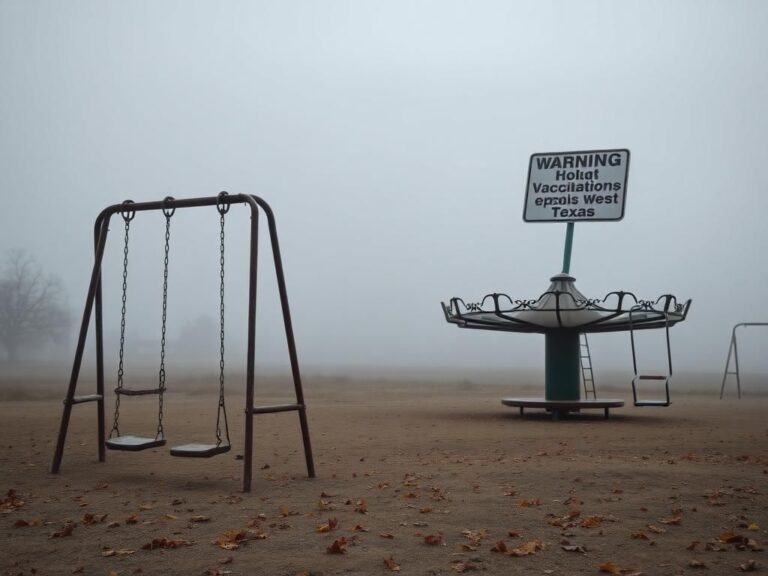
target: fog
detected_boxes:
[1,1,767,385]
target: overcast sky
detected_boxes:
[1,1,766,382]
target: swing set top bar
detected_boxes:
[97,193,270,220]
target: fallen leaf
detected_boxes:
[190,515,210,523]
[424,533,443,545]
[315,518,338,533]
[490,540,508,553]
[738,560,759,572]
[379,532,394,539]
[141,537,193,550]
[507,529,521,538]
[326,536,348,554]
[139,503,154,511]
[720,532,748,544]
[688,559,706,569]
[50,522,76,538]
[508,540,544,557]
[660,515,682,525]
[561,544,587,553]
[451,560,479,573]
[213,529,249,550]
[580,515,603,528]
[14,518,42,528]
[102,548,136,557]
[383,556,401,572]
[516,498,542,507]
[687,541,700,550]
[420,507,433,514]
[598,562,621,574]
[0,489,25,511]
[630,531,649,540]
[81,513,108,525]
[748,522,760,531]
[125,514,139,525]
[646,524,666,534]
[351,524,369,532]
[354,499,367,514]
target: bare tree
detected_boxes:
[0,250,71,364]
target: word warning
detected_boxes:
[523,149,630,222]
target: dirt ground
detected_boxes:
[1,374,766,576]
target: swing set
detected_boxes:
[51,193,315,492]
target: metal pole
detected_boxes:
[52,212,112,473]
[94,217,106,462]
[250,198,316,480]
[562,222,574,274]
[243,199,259,492]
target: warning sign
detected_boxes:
[523,149,630,222]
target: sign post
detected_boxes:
[523,148,630,401]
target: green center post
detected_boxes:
[544,222,581,402]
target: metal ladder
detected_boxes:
[580,333,597,399]
[629,307,672,407]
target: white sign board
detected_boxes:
[523,149,630,222]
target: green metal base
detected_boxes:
[545,331,581,401]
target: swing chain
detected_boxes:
[111,200,134,438]
[156,196,175,440]
[215,192,229,446]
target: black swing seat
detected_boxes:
[115,387,163,396]
[105,435,167,451]
[170,442,231,458]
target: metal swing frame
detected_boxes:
[51,193,315,492]
[720,322,768,399]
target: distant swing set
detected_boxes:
[51,193,315,492]
[720,322,768,399]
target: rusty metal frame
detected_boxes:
[51,193,315,491]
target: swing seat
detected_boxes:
[170,442,231,458]
[631,375,671,407]
[105,435,166,451]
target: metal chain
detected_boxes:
[215,193,230,446]
[156,199,174,440]
[110,202,134,438]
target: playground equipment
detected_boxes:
[720,322,768,399]
[51,193,315,491]
[442,149,692,418]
